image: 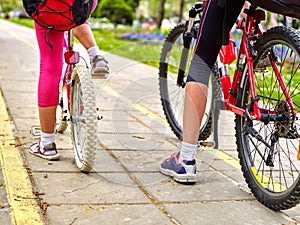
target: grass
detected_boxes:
[7,18,300,108]
[7,18,163,68]
[9,17,34,28]
[93,29,162,67]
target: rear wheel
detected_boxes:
[56,99,68,133]
[159,22,222,141]
[70,65,98,173]
[56,84,69,133]
[235,26,300,210]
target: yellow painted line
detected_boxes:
[251,166,286,191]
[0,24,37,50]
[102,85,242,169]
[207,148,241,170]
[0,93,43,225]
[251,167,267,189]
[103,84,284,191]
[102,85,169,126]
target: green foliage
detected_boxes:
[0,0,23,13]
[126,0,139,9]
[95,0,134,24]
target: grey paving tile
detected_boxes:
[47,204,173,225]
[135,170,254,203]
[33,173,151,205]
[163,201,295,225]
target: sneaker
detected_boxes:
[91,55,109,79]
[160,152,196,183]
[29,141,59,161]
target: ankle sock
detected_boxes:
[87,46,101,60]
[180,141,197,162]
[40,132,55,147]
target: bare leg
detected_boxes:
[74,23,109,77]
[182,82,208,145]
[74,23,97,49]
[39,106,56,133]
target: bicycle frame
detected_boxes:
[219,8,265,119]
[219,7,297,123]
[60,29,80,123]
[183,2,297,124]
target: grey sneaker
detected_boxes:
[91,55,109,78]
[29,141,59,161]
[160,152,196,183]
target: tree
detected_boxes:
[178,0,184,22]
[157,0,166,28]
[95,0,134,24]
[1,0,23,12]
[126,0,140,9]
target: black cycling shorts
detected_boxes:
[187,0,245,84]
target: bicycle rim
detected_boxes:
[56,84,69,133]
[159,22,220,141]
[70,65,98,173]
[236,26,300,210]
[56,113,68,133]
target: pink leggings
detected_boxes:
[35,1,97,107]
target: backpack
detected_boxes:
[22,0,94,31]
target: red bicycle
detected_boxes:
[159,1,300,210]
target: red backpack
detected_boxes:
[22,0,94,31]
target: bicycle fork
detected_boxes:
[176,3,203,87]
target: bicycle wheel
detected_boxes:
[56,114,68,133]
[235,26,300,210]
[159,22,222,141]
[56,97,68,133]
[70,65,98,173]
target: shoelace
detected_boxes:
[163,152,179,161]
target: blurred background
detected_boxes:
[0,0,299,68]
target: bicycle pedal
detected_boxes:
[97,115,103,120]
[198,141,215,147]
[30,125,41,137]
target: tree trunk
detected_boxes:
[157,0,166,28]
[178,0,184,22]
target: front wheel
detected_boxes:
[70,65,98,173]
[235,26,300,210]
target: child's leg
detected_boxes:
[34,22,64,144]
[74,24,109,77]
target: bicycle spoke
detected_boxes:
[236,26,300,209]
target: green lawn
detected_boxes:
[7,18,300,108]
[93,29,162,67]
[8,18,162,68]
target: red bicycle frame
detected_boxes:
[60,30,80,122]
[218,9,266,121]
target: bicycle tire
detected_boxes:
[70,65,98,173]
[235,26,300,210]
[159,22,222,141]
[56,113,68,133]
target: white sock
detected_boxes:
[87,46,100,60]
[179,141,197,162]
[40,132,55,147]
